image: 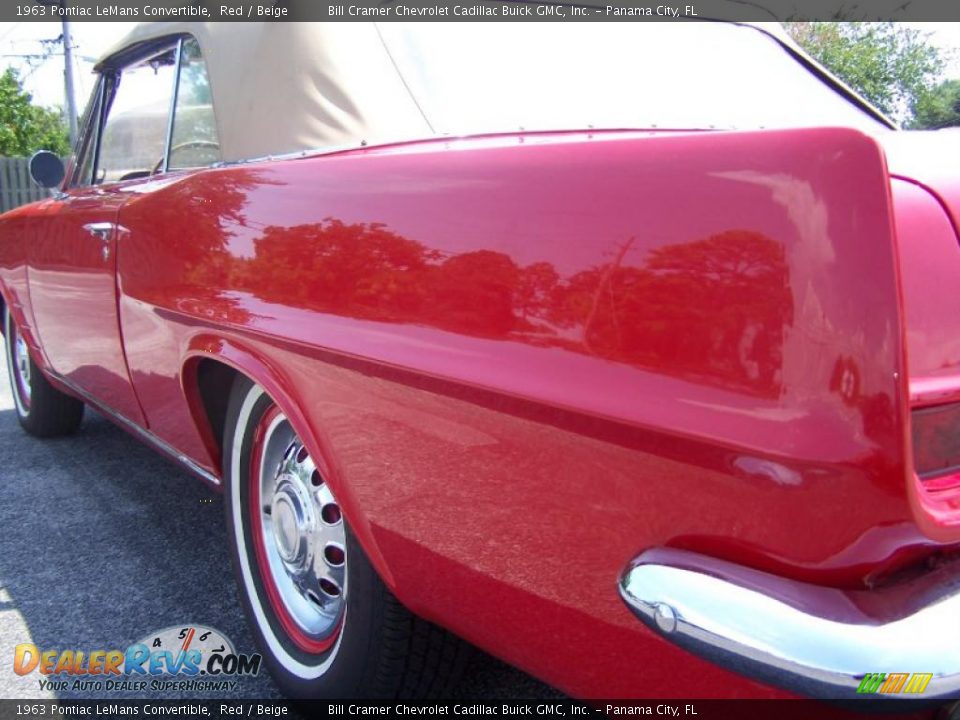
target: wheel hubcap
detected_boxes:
[254,410,346,646]
[271,482,307,564]
[13,330,31,405]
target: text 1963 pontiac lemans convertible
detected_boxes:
[2,20,960,700]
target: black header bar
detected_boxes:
[6,0,960,22]
[0,699,944,720]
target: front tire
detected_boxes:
[224,377,468,698]
[4,308,84,437]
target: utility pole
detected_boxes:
[34,0,78,148]
[61,18,78,148]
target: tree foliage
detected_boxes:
[0,68,70,157]
[785,22,946,127]
[911,79,960,129]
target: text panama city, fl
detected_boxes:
[328,4,699,17]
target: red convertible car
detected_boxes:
[2,20,960,700]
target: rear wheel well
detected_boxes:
[193,359,240,472]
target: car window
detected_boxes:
[168,38,221,170]
[96,44,177,184]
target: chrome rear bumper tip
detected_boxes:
[619,548,960,700]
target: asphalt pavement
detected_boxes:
[0,338,564,701]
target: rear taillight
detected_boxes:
[912,403,960,486]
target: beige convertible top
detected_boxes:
[97,21,891,163]
[99,23,433,162]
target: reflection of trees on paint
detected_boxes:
[558,230,793,394]
[130,167,271,270]
[231,220,792,397]
[124,168,279,327]
[238,218,437,318]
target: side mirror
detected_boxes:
[29,151,65,190]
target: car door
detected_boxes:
[29,40,181,425]
[29,187,141,421]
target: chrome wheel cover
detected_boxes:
[256,413,346,640]
[5,313,31,413]
[13,332,31,404]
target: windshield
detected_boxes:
[378,22,890,135]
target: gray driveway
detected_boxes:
[0,340,562,700]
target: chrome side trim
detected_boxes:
[620,549,960,699]
[51,372,220,487]
[104,400,221,487]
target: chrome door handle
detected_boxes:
[82,222,115,240]
[82,222,115,261]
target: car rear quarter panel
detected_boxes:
[114,127,932,697]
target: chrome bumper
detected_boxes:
[619,548,960,699]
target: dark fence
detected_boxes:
[0,156,55,213]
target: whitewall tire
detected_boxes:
[223,376,469,698]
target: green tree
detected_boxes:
[0,67,70,157]
[785,22,945,126]
[912,79,960,129]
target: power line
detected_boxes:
[2,43,59,83]
[0,22,23,45]
[4,19,81,146]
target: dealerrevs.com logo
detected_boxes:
[13,625,262,693]
[856,672,933,695]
